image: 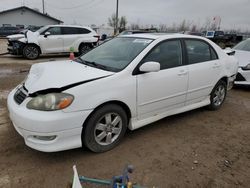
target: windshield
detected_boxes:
[233,39,250,52]
[79,37,153,72]
[37,26,49,34]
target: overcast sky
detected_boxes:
[0,0,250,31]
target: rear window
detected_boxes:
[62,27,91,35]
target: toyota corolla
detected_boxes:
[7,34,238,153]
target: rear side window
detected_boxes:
[185,40,218,64]
[142,40,182,70]
[62,27,91,35]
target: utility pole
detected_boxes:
[42,0,45,14]
[114,0,119,35]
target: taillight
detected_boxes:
[94,35,100,42]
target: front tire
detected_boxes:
[82,104,128,153]
[23,44,40,60]
[208,80,227,110]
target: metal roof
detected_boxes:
[0,6,63,23]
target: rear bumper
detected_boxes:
[227,74,236,90]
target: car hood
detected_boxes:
[7,34,25,40]
[234,50,250,67]
[25,60,114,94]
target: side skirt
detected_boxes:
[129,96,210,130]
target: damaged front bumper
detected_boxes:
[7,40,25,55]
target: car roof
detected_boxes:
[118,33,206,40]
[43,25,92,29]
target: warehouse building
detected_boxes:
[0,6,63,28]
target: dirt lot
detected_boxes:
[0,38,250,188]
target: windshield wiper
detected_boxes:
[74,58,118,72]
[86,61,108,70]
[73,57,87,65]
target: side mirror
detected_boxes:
[44,31,51,38]
[139,61,160,73]
[223,47,235,56]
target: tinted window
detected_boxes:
[78,28,91,34]
[185,40,217,64]
[45,27,61,35]
[142,40,182,70]
[62,27,91,35]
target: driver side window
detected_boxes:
[44,27,61,35]
[142,40,182,70]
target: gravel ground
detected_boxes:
[0,39,250,188]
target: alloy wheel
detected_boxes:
[94,113,122,146]
[212,85,226,106]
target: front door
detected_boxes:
[39,27,64,53]
[136,40,188,120]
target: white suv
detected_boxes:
[7,25,99,59]
[7,34,238,153]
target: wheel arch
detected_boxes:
[81,100,132,149]
[82,100,132,128]
[220,76,228,85]
[78,42,93,52]
[24,43,42,54]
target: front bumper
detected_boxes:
[7,87,93,152]
[7,40,24,55]
[235,68,250,85]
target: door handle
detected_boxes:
[178,70,188,76]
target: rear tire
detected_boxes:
[78,43,92,56]
[82,104,128,153]
[208,80,227,110]
[23,44,40,60]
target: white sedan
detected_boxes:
[7,34,238,153]
[233,38,250,85]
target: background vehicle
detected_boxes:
[7,25,100,59]
[233,38,250,85]
[0,26,20,36]
[203,30,243,48]
[19,25,43,34]
[7,34,238,153]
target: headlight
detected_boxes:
[27,93,74,111]
[242,63,250,70]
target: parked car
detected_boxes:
[233,38,250,85]
[203,30,243,48]
[6,25,100,59]
[19,25,43,34]
[118,30,154,36]
[7,34,238,153]
[0,26,20,36]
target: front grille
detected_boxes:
[235,73,246,81]
[14,86,28,105]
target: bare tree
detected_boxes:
[119,16,127,32]
[159,24,167,32]
[130,23,140,30]
[108,13,119,28]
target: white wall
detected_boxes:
[0,8,61,27]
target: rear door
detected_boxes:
[136,39,188,119]
[62,27,92,52]
[184,39,221,105]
